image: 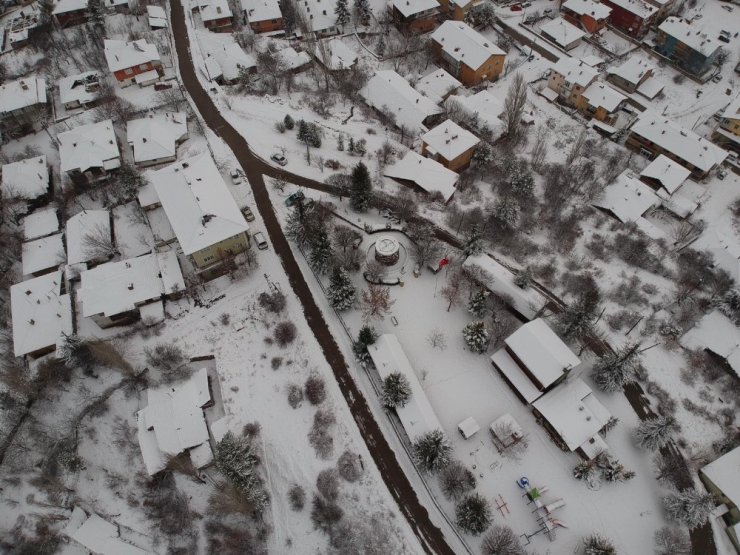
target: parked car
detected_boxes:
[285,190,305,207]
[154,82,173,91]
[721,4,733,12]
[712,74,722,83]
[253,232,269,250]
[717,169,727,180]
[230,170,243,184]
[271,153,288,166]
[242,206,255,222]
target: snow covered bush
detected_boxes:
[309,409,336,459]
[283,114,295,130]
[327,267,356,310]
[662,489,715,529]
[455,493,491,536]
[336,450,362,482]
[439,461,476,501]
[583,533,616,555]
[481,524,524,555]
[273,321,297,347]
[597,454,635,483]
[716,288,740,324]
[654,526,691,555]
[463,321,489,354]
[214,432,269,513]
[463,224,485,257]
[634,416,679,451]
[381,372,412,408]
[316,468,340,501]
[288,484,306,510]
[513,267,532,289]
[311,495,343,534]
[467,289,490,318]
[305,374,326,405]
[287,383,303,408]
[573,459,599,485]
[492,197,520,230]
[144,341,186,383]
[412,430,452,473]
[353,325,378,363]
[592,343,641,393]
[258,290,286,313]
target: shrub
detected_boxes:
[439,461,476,501]
[381,372,412,408]
[305,374,326,405]
[336,450,362,482]
[311,495,343,534]
[271,356,283,370]
[316,468,340,501]
[654,526,691,555]
[413,430,452,473]
[455,494,491,536]
[274,321,297,347]
[288,484,305,510]
[583,533,617,555]
[284,114,295,129]
[481,525,524,555]
[309,409,336,459]
[258,290,286,313]
[287,384,303,408]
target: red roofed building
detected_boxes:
[600,0,657,38]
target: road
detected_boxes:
[167,2,456,553]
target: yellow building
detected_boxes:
[547,57,598,110]
[713,97,740,154]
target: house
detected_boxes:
[1,155,50,209]
[540,17,586,51]
[626,112,728,179]
[639,154,691,194]
[23,208,59,241]
[11,271,73,358]
[318,38,358,71]
[6,4,42,48]
[147,4,168,28]
[581,82,627,124]
[241,0,283,33]
[198,0,234,32]
[79,251,185,328]
[430,21,506,86]
[52,0,88,27]
[359,70,444,134]
[127,112,188,167]
[606,57,654,94]
[713,96,740,153]
[532,378,612,459]
[66,209,112,267]
[693,227,740,283]
[22,233,65,277]
[415,68,461,105]
[491,318,580,404]
[680,310,740,378]
[0,77,47,138]
[592,170,660,223]
[104,39,162,86]
[600,0,657,38]
[64,507,148,555]
[58,71,102,110]
[655,17,721,76]
[58,120,122,186]
[298,0,338,36]
[367,335,443,441]
[445,90,505,139]
[547,57,598,109]
[700,446,740,552]
[644,0,676,19]
[147,153,251,276]
[561,0,611,33]
[437,0,481,21]
[106,0,130,13]
[137,367,221,475]
[391,0,439,34]
[421,119,480,172]
[462,254,547,320]
[275,47,312,72]
[384,151,459,203]
[201,38,256,84]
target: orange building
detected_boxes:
[430,21,506,86]
[104,39,163,87]
[242,0,284,33]
[391,0,439,33]
[437,0,482,21]
[421,119,481,172]
[560,0,611,33]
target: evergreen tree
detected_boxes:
[353,0,370,26]
[348,136,355,153]
[286,203,323,250]
[472,142,495,170]
[376,35,386,57]
[463,224,484,257]
[297,120,321,162]
[335,0,350,28]
[87,0,105,32]
[596,453,635,482]
[353,324,377,363]
[507,161,534,199]
[573,459,598,484]
[593,342,641,393]
[481,525,524,555]
[467,289,490,318]
[354,138,367,156]
[662,489,714,529]
[492,197,519,229]
[513,266,533,289]
[439,461,476,501]
[455,494,492,536]
[557,287,601,340]
[635,416,679,451]
[284,114,295,130]
[337,133,345,151]
[381,372,412,408]
[309,228,333,274]
[716,288,740,324]
[58,333,94,373]
[215,432,269,512]
[412,429,452,473]
[349,162,372,212]
[600,416,619,436]
[327,267,356,310]
[583,533,617,555]
[463,321,489,354]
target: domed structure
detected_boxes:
[374,236,400,265]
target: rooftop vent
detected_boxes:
[127,283,134,290]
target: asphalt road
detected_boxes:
[167,2,456,553]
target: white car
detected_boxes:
[253,231,269,250]
[271,153,288,166]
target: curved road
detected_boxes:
[167,2,456,553]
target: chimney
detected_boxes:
[127,283,134,290]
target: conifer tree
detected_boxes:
[455,494,492,536]
[327,266,356,310]
[381,371,412,408]
[467,289,490,318]
[88,0,105,33]
[354,0,370,26]
[215,432,269,512]
[635,416,679,451]
[353,324,377,363]
[335,0,350,29]
[350,162,372,212]
[593,342,641,393]
[284,114,295,130]
[558,287,601,340]
[463,321,489,354]
[309,228,333,274]
[412,429,452,473]
[662,489,715,529]
[463,224,484,257]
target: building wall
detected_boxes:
[720,117,740,137]
[392,6,438,33]
[548,71,592,109]
[431,41,504,85]
[204,16,234,32]
[607,67,653,93]
[584,103,619,124]
[190,231,250,270]
[54,9,88,28]
[446,0,481,21]
[655,30,718,76]
[626,131,712,179]
[113,61,163,85]
[562,9,608,33]
[600,0,653,38]
[249,17,284,33]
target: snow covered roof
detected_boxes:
[322,38,358,71]
[275,47,311,70]
[52,0,87,15]
[532,378,611,452]
[431,21,505,70]
[202,38,256,81]
[241,0,281,22]
[79,251,184,317]
[582,82,626,112]
[392,0,438,18]
[137,367,213,475]
[22,233,65,276]
[593,171,659,223]
[492,348,544,403]
[200,0,232,21]
[421,119,480,162]
[701,446,740,508]
[299,0,336,32]
[415,68,461,105]
[505,319,581,388]
[462,254,547,320]
[658,17,720,57]
[580,54,604,68]
[104,39,161,72]
[11,271,73,357]
[135,69,161,85]
[58,71,101,107]
[445,90,505,137]
[550,57,598,88]
[1,155,49,201]
[127,112,188,165]
[640,154,690,194]
[0,77,46,115]
[384,151,458,202]
[540,17,586,47]
[147,153,249,255]
[630,113,728,174]
[608,57,654,87]
[562,0,611,19]
[66,509,148,555]
[636,77,664,99]
[367,335,443,441]
[23,208,59,241]
[680,310,740,377]
[605,0,656,19]
[693,226,740,283]
[58,120,121,174]
[359,70,443,133]
[721,97,740,122]
[66,209,111,265]
[147,4,167,20]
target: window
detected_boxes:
[125,68,134,75]
[139,64,149,71]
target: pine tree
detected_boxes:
[513,266,533,289]
[284,114,295,130]
[381,372,412,408]
[58,333,94,372]
[472,142,495,169]
[507,162,534,199]
[635,416,679,451]
[493,197,519,230]
[463,224,484,257]
[354,138,367,156]
[467,289,490,318]
[336,134,345,151]
[215,432,269,512]
[353,0,370,26]
[573,459,598,484]
[481,525,524,555]
[335,0,350,28]
[600,416,619,436]
[716,288,740,324]
[593,342,641,393]
[327,267,356,310]
[350,162,372,212]
[348,136,355,153]
[455,494,491,536]
[353,324,377,363]
[309,228,333,274]
[662,489,714,529]
[87,0,105,32]
[463,321,489,354]
[412,429,452,473]
[558,287,601,340]
[583,533,617,555]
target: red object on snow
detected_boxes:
[438,258,449,269]
[510,3,523,10]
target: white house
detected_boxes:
[700,446,740,551]
[11,271,73,358]
[680,310,740,378]
[103,39,162,86]
[58,71,102,110]
[58,119,121,185]
[319,38,358,71]
[66,209,112,266]
[445,90,505,139]
[298,0,337,35]
[639,154,691,195]
[201,37,256,83]
[23,208,59,241]
[64,507,149,555]
[592,170,660,224]
[540,17,586,50]
[384,151,459,203]
[22,233,65,277]
[1,155,50,206]
[127,112,188,167]
[147,4,168,28]
[415,68,462,105]
[0,77,47,137]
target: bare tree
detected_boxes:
[502,73,527,144]
[359,284,395,321]
[530,125,549,171]
[440,271,463,312]
[565,127,587,167]
[82,223,118,260]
